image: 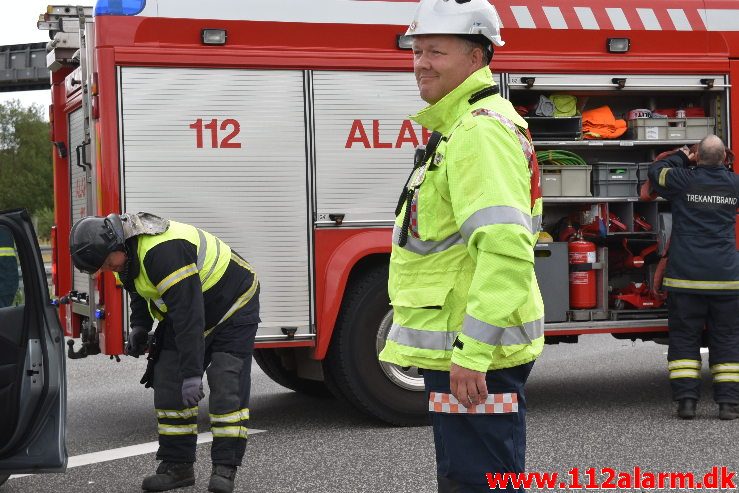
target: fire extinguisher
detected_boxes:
[569,236,597,309]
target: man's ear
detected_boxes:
[471,46,484,67]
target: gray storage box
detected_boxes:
[628,117,715,141]
[592,163,639,197]
[540,165,592,196]
[637,162,651,186]
[534,242,569,322]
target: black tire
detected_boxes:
[253,348,333,398]
[324,264,427,426]
[0,474,9,487]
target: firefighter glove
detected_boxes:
[125,326,150,358]
[182,376,205,407]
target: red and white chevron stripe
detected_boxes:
[494,4,708,31]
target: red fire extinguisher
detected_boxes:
[569,237,597,309]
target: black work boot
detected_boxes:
[719,403,739,421]
[141,461,195,491]
[208,464,237,493]
[677,398,697,420]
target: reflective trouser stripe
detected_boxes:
[158,424,198,436]
[669,369,701,379]
[156,407,198,419]
[711,363,739,374]
[211,426,248,439]
[392,226,464,255]
[0,247,15,257]
[714,373,739,383]
[668,359,701,371]
[460,206,537,241]
[711,363,739,383]
[462,315,544,346]
[210,408,249,424]
[663,278,739,290]
[429,391,518,414]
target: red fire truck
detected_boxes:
[40,0,739,425]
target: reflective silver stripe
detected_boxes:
[156,407,198,420]
[392,226,464,255]
[669,369,701,379]
[0,247,15,256]
[209,408,249,424]
[201,237,222,285]
[663,278,739,290]
[156,263,198,295]
[711,363,739,374]
[713,373,739,383]
[211,426,248,439]
[460,206,535,241]
[207,274,259,336]
[196,229,207,270]
[153,298,166,310]
[668,359,701,370]
[387,323,457,351]
[532,213,542,233]
[158,424,198,435]
[462,314,544,347]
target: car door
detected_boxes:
[0,209,67,486]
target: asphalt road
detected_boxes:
[3,334,737,492]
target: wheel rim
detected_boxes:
[375,309,425,392]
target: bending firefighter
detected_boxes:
[379,0,544,491]
[70,213,260,493]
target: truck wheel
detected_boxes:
[324,264,427,426]
[253,348,333,398]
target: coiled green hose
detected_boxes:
[536,150,587,166]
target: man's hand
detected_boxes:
[679,145,696,161]
[181,376,205,407]
[450,363,488,408]
[125,326,150,357]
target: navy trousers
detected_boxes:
[667,291,739,404]
[424,361,534,493]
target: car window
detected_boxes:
[0,225,21,308]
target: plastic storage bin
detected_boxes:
[540,165,592,196]
[628,117,715,141]
[525,116,582,140]
[592,163,639,197]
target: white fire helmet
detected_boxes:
[405,0,505,47]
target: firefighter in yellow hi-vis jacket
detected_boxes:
[379,1,545,491]
[70,213,259,493]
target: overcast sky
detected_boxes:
[0,1,95,110]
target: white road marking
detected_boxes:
[9,430,265,480]
[662,348,710,355]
